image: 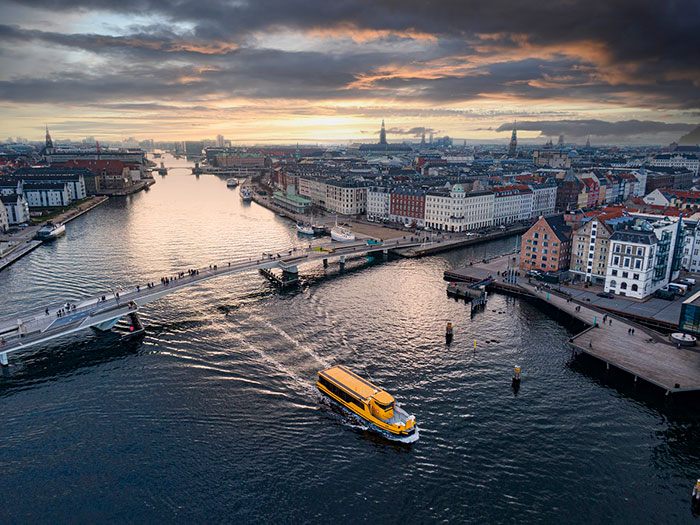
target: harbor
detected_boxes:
[445,253,700,394]
[0,195,108,271]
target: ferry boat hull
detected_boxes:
[317,365,418,441]
[240,188,253,202]
[35,222,66,240]
[226,178,239,188]
[297,223,315,235]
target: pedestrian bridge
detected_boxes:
[0,237,423,364]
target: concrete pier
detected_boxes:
[445,255,700,394]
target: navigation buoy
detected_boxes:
[446,322,453,344]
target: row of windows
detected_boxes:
[610,270,641,280]
[318,377,365,411]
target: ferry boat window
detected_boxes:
[375,401,394,410]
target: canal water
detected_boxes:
[1,156,699,523]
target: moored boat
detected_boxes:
[226,178,239,188]
[240,187,253,202]
[330,224,355,242]
[35,221,66,240]
[297,222,315,235]
[317,365,418,441]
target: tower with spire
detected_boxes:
[45,125,53,151]
[420,129,426,148]
[508,121,517,157]
[585,135,591,148]
[379,120,387,145]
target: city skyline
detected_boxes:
[1,1,699,143]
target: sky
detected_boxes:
[0,0,699,145]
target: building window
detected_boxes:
[633,273,640,280]
[613,256,620,265]
[610,280,617,288]
[612,269,618,276]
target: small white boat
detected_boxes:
[331,224,355,242]
[297,222,315,235]
[240,187,253,202]
[226,178,239,188]
[35,221,66,240]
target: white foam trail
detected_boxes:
[210,320,314,395]
[249,314,331,367]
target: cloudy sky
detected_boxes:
[1,0,699,144]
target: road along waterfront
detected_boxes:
[1,154,699,523]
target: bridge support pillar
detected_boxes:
[0,352,8,366]
[323,258,328,268]
[383,248,388,260]
[339,255,346,270]
[282,265,299,286]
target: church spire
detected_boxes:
[508,121,517,157]
[379,119,387,145]
[45,125,53,151]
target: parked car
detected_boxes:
[654,289,676,301]
[596,292,615,299]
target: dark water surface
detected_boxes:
[1,156,699,523]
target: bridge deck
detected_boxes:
[0,239,422,359]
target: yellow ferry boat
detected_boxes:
[317,365,418,440]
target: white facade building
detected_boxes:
[604,218,684,299]
[23,183,71,207]
[0,194,30,225]
[324,180,367,215]
[0,200,8,232]
[425,185,493,232]
[367,187,391,221]
[492,186,532,225]
[648,153,700,175]
[530,184,557,217]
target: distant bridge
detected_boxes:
[0,237,422,365]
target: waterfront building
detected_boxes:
[215,152,265,169]
[603,217,685,299]
[0,199,8,232]
[570,213,634,284]
[491,185,532,225]
[12,167,87,201]
[519,215,572,272]
[272,185,312,214]
[22,182,71,207]
[324,179,367,216]
[390,187,426,227]
[425,185,494,232]
[53,159,138,190]
[0,193,30,224]
[367,187,391,221]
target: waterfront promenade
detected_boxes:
[445,255,700,394]
[520,281,700,393]
[0,196,109,272]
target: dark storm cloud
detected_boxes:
[495,120,696,139]
[1,0,699,109]
[387,127,436,137]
